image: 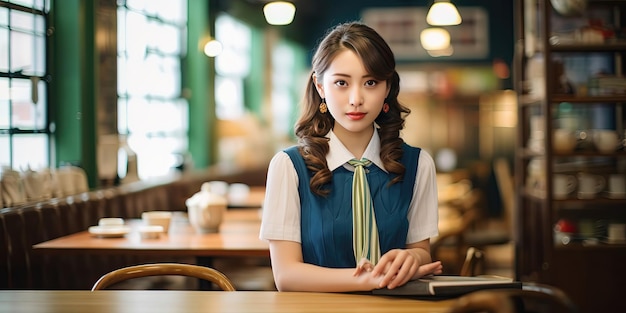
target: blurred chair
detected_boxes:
[460,247,485,277]
[432,188,483,274]
[447,283,579,313]
[91,263,236,291]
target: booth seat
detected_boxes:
[0,166,267,290]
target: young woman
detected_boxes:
[259,21,442,292]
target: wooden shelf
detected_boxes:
[550,95,626,103]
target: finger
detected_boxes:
[388,261,418,289]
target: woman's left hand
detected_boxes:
[371,249,442,289]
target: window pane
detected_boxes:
[12,133,48,170]
[11,30,46,76]
[125,11,148,58]
[118,0,187,180]
[117,97,128,134]
[128,133,187,178]
[0,7,7,27]
[150,22,181,54]
[154,0,186,23]
[0,78,8,128]
[10,78,46,130]
[8,0,48,11]
[0,135,8,167]
[0,27,8,72]
[215,76,244,120]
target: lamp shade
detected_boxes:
[420,27,451,51]
[263,1,296,25]
[426,1,462,26]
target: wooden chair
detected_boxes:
[91,263,236,291]
[448,283,579,313]
[432,188,483,274]
[459,247,484,277]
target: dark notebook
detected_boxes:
[372,275,522,297]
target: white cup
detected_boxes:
[593,129,619,153]
[577,173,606,198]
[206,181,229,197]
[553,129,577,153]
[608,174,626,194]
[228,183,250,204]
[608,223,626,242]
[553,174,577,199]
[141,211,172,233]
[188,202,226,234]
[98,218,124,227]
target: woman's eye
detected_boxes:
[335,80,347,86]
[365,80,377,86]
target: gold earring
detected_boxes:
[319,99,328,113]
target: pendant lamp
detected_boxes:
[426,0,462,26]
[263,1,296,25]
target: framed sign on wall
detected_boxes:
[361,7,489,60]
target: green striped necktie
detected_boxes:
[348,158,381,265]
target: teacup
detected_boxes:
[228,183,250,204]
[608,174,626,198]
[608,223,626,243]
[142,211,172,233]
[593,129,619,153]
[553,174,577,199]
[577,173,605,199]
[553,129,577,153]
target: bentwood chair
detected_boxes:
[459,247,485,277]
[447,282,579,313]
[91,263,236,291]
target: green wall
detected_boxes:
[186,0,215,168]
[49,0,98,187]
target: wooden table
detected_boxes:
[33,209,268,257]
[0,290,456,313]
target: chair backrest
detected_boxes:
[91,263,236,291]
[460,247,484,277]
[448,283,579,313]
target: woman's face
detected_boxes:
[315,49,389,138]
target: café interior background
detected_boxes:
[1,0,515,214]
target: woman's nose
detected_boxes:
[350,87,364,106]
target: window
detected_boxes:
[0,0,50,170]
[117,0,188,179]
[215,14,250,120]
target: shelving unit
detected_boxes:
[514,1,626,312]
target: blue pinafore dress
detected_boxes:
[284,143,421,268]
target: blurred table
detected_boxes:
[33,209,268,258]
[0,290,455,313]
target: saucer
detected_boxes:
[606,191,626,199]
[577,191,597,199]
[88,225,131,238]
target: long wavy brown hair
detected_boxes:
[294,21,411,196]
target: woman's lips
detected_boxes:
[346,112,366,120]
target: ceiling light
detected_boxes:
[263,1,296,26]
[204,40,223,57]
[420,27,451,51]
[426,0,462,26]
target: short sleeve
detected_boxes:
[259,151,302,243]
[406,150,439,244]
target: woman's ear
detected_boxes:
[313,73,325,99]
